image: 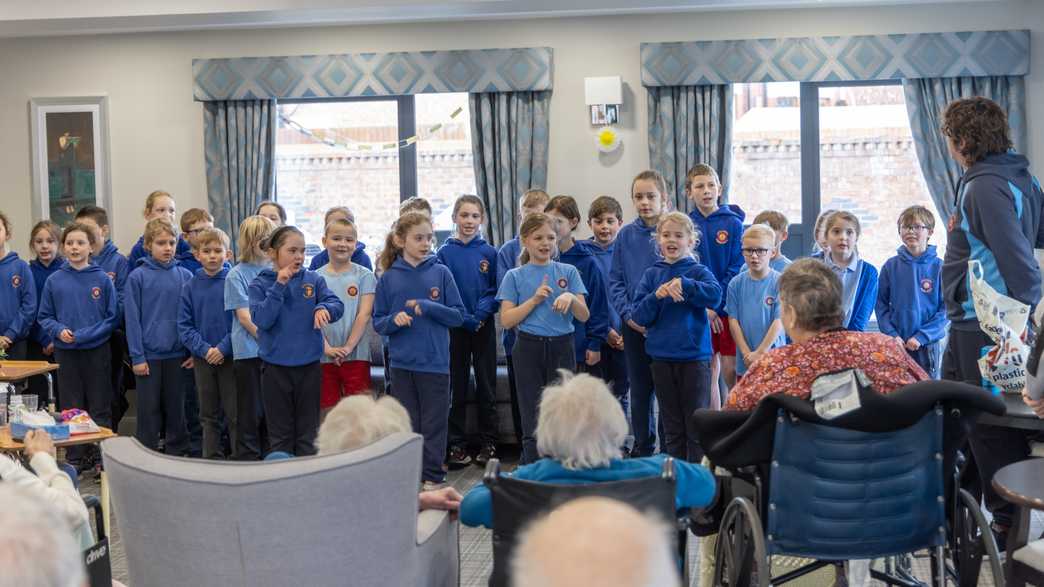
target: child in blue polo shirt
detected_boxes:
[250,225,344,457]
[876,205,947,378]
[726,225,785,379]
[633,212,721,462]
[178,228,236,459]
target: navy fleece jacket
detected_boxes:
[437,236,498,332]
[942,151,1044,329]
[496,237,522,354]
[308,242,373,271]
[609,219,660,326]
[37,264,118,350]
[588,239,622,333]
[373,256,465,374]
[632,257,721,362]
[876,245,948,345]
[0,252,37,342]
[689,204,745,314]
[127,235,191,271]
[92,241,129,318]
[249,268,344,367]
[178,267,235,359]
[125,257,194,364]
[29,258,65,346]
[559,240,610,361]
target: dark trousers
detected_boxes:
[580,343,630,419]
[183,366,202,458]
[194,359,237,459]
[623,327,658,456]
[25,340,58,408]
[261,361,321,457]
[448,322,499,447]
[506,354,523,445]
[512,332,575,464]
[54,345,112,428]
[390,367,451,483]
[109,331,130,434]
[650,360,710,462]
[234,358,265,460]
[135,357,189,455]
[944,327,1030,528]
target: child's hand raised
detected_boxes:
[552,292,575,314]
[532,275,552,304]
[406,299,423,316]
[394,311,413,327]
[314,308,332,329]
[663,278,684,302]
[276,265,295,284]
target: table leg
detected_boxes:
[101,469,110,537]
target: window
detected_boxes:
[275,93,476,263]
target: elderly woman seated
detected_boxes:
[726,258,927,412]
[316,394,462,511]
[459,372,716,528]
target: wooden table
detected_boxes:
[0,360,59,381]
[1,425,116,536]
[992,458,1044,584]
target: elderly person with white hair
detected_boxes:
[0,484,87,587]
[317,394,462,511]
[460,372,716,528]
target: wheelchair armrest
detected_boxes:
[83,494,105,542]
[483,458,501,485]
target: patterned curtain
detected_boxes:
[647,85,733,212]
[203,100,277,253]
[903,76,1026,220]
[469,91,551,247]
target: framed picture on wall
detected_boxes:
[29,96,112,229]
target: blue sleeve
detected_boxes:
[177,283,209,358]
[566,264,588,296]
[308,252,322,271]
[72,279,117,348]
[224,271,250,310]
[673,458,718,509]
[417,269,464,328]
[632,272,663,328]
[37,281,63,343]
[314,275,345,323]
[371,276,402,336]
[495,270,520,305]
[355,249,373,271]
[874,261,899,338]
[6,264,37,340]
[473,252,499,325]
[127,243,144,271]
[682,266,723,310]
[915,265,948,345]
[718,219,745,314]
[608,242,632,323]
[124,274,146,365]
[459,484,493,528]
[249,280,287,331]
[113,256,129,319]
[847,262,878,332]
[496,244,514,286]
[581,262,609,351]
[218,309,235,358]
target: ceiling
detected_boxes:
[0,0,1002,38]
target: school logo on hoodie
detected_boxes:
[347,285,358,297]
[715,230,729,245]
[920,278,933,294]
[429,286,440,300]
[91,286,102,300]
[302,284,315,299]
[10,275,21,288]
[557,277,568,289]
[479,259,490,274]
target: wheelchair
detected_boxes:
[692,379,1007,587]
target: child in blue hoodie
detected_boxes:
[38,223,118,433]
[127,190,193,270]
[497,213,589,465]
[0,211,36,362]
[686,163,744,403]
[609,170,669,457]
[308,206,373,271]
[75,205,132,432]
[816,211,879,332]
[633,212,721,462]
[876,206,947,378]
[437,196,499,469]
[374,213,465,483]
[586,196,630,416]
[496,189,550,447]
[250,225,344,457]
[125,218,195,455]
[178,228,237,459]
[26,220,64,405]
[545,196,609,374]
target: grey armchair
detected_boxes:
[101,433,458,587]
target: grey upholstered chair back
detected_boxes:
[102,432,456,587]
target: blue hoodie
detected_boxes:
[373,256,465,374]
[876,245,947,345]
[942,151,1044,329]
[308,242,373,272]
[29,257,65,346]
[496,237,522,354]
[436,237,498,332]
[559,240,610,362]
[178,267,235,359]
[125,257,194,364]
[127,235,191,270]
[609,219,660,326]
[813,251,879,332]
[37,264,118,351]
[632,257,722,362]
[92,241,129,318]
[0,252,37,343]
[249,268,345,367]
[176,247,202,274]
[587,239,622,333]
[689,204,745,314]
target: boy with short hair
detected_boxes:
[876,205,946,378]
[751,210,792,271]
[177,227,236,459]
[586,195,629,414]
[308,206,373,271]
[726,225,785,378]
[178,208,214,274]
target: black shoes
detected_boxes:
[446,445,472,469]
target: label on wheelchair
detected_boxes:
[810,369,867,419]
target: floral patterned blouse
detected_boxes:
[725,329,929,411]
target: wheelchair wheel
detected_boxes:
[713,497,769,587]
[949,488,1005,587]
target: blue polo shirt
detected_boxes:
[496,261,587,337]
[725,269,785,374]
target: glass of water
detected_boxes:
[24,395,38,413]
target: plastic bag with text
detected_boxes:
[969,260,1030,394]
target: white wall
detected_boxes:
[1,0,1041,255]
